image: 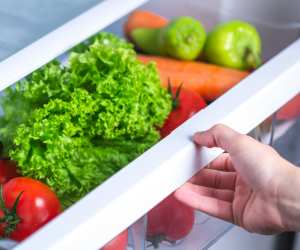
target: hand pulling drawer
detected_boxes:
[14,37,300,249]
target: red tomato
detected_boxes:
[160,86,206,138]
[0,159,19,184]
[102,230,128,250]
[277,94,300,120]
[147,194,195,247]
[0,177,61,241]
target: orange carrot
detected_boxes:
[138,55,249,101]
[124,10,168,40]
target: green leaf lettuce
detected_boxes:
[0,33,171,207]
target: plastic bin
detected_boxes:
[0,0,299,249]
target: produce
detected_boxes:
[147,194,195,248]
[160,83,206,138]
[102,230,128,250]
[0,160,19,184]
[203,20,262,70]
[138,55,249,101]
[0,33,172,207]
[277,94,300,120]
[131,16,206,60]
[0,177,61,241]
[124,10,168,40]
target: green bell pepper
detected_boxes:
[203,20,262,70]
[131,16,206,60]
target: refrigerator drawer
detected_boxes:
[0,0,299,249]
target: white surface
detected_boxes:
[208,227,275,250]
[220,0,300,28]
[0,0,101,61]
[0,0,148,92]
[13,35,300,249]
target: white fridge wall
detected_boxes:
[0,0,149,91]
[0,0,101,61]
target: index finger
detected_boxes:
[193,124,240,154]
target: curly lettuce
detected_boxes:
[0,33,171,207]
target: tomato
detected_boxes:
[160,85,206,138]
[147,194,195,247]
[0,159,19,184]
[102,230,128,250]
[0,177,61,241]
[277,94,300,120]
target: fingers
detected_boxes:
[207,153,235,172]
[175,183,233,223]
[193,124,244,154]
[192,124,275,184]
[182,182,234,202]
[190,168,236,190]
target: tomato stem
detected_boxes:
[167,78,183,110]
[0,186,23,238]
[147,234,166,249]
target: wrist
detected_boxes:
[277,160,300,232]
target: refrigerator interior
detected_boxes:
[0,0,102,61]
[90,1,300,248]
[0,0,299,249]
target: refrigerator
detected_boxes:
[0,0,299,249]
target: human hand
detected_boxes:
[175,124,300,234]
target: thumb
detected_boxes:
[193,124,244,154]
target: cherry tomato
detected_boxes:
[0,159,19,184]
[147,194,195,247]
[102,230,128,250]
[160,85,206,138]
[0,177,61,241]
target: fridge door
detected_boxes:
[0,0,299,249]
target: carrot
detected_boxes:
[124,10,168,40]
[138,55,249,101]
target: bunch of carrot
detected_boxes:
[124,10,249,101]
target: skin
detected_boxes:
[175,124,300,234]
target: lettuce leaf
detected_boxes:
[0,33,171,207]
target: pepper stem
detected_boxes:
[244,47,261,70]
